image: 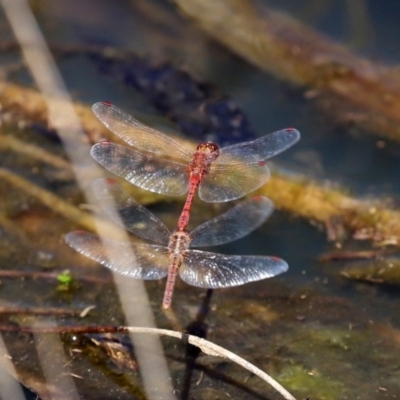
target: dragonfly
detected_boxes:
[65,178,288,309]
[91,102,300,232]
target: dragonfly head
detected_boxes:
[196,142,219,156]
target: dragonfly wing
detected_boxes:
[179,250,288,288]
[91,142,189,196]
[190,196,274,247]
[217,128,300,163]
[65,231,169,279]
[92,102,192,160]
[199,128,299,203]
[92,178,170,244]
[199,162,270,202]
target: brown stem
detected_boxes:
[0,134,72,170]
[174,0,400,142]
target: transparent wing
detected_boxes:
[198,128,300,203]
[217,128,300,164]
[65,231,169,279]
[190,196,274,247]
[199,162,270,202]
[92,102,192,161]
[90,142,190,196]
[92,178,170,244]
[179,250,288,288]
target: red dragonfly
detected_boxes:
[65,178,288,309]
[91,102,300,231]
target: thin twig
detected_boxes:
[0,324,297,400]
[0,167,114,233]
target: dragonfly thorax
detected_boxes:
[168,230,191,256]
[189,142,219,176]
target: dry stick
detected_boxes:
[0,81,106,143]
[0,81,196,151]
[0,134,71,170]
[127,330,295,400]
[0,324,297,400]
[0,168,99,232]
[0,168,163,243]
[174,0,400,142]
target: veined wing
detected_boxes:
[190,196,274,247]
[199,128,299,202]
[216,128,300,164]
[91,142,190,196]
[93,102,192,161]
[199,162,270,202]
[65,231,169,279]
[179,250,288,288]
[92,178,170,244]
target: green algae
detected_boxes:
[278,363,345,400]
